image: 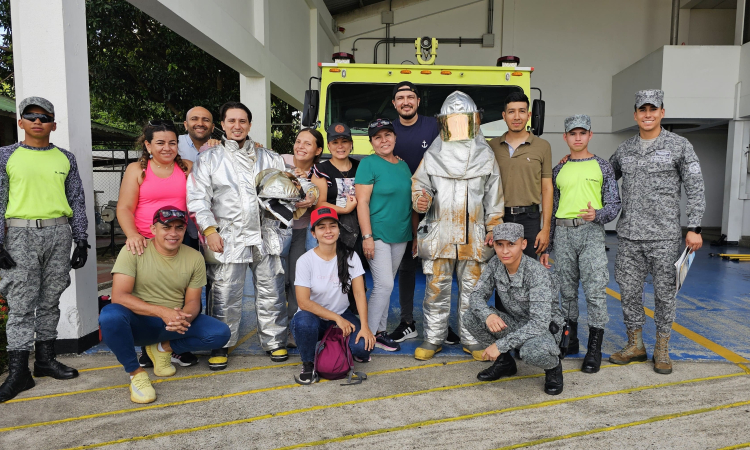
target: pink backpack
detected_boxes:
[314,324,367,385]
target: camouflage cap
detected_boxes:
[18,96,55,116]
[564,114,591,133]
[493,222,524,242]
[635,89,664,109]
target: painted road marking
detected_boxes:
[5,361,301,404]
[606,287,749,364]
[719,444,750,450]
[78,365,121,373]
[55,362,740,450]
[270,371,748,450]
[492,398,750,449]
[0,359,475,432]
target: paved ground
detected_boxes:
[1,354,749,449]
[3,236,749,449]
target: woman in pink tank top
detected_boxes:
[117,121,192,256]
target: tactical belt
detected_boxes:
[7,217,69,228]
[505,204,540,215]
[555,218,586,227]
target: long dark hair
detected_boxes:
[336,239,356,295]
[136,121,188,179]
[295,128,325,164]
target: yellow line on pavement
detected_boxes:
[78,365,121,373]
[718,443,750,450]
[228,329,257,354]
[272,371,747,450]
[2,359,475,432]
[606,287,749,364]
[494,398,750,449]
[58,362,644,449]
[5,361,300,404]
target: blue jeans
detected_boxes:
[291,309,371,363]
[99,303,231,373]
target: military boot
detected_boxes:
[609,328,647,365]
[33,340,79,379]
[653,331,672,374]
[581,327,604,373]
[476,352,518,381]
[0,351,35,402]
[566,320,579,355]
[544,359,564,395]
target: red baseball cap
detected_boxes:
[153,206,188,225]
[310,207,340,229]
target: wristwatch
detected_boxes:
[687,226,702,234]
[362,234,373,240]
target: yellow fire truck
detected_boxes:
[300,37,545,156]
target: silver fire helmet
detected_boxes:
[255,168,305,227]
[437,91,481,142]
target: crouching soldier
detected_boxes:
[465,223,565,395]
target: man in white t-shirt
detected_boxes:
[291,207,375,384]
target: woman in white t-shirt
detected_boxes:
[291,207,376,385]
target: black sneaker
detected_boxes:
[294,362,319,385]
[388,320,418,343]
[375,331,401,352]
[138,347,153,368]
[171,352,199,367]
[445,326,461,345]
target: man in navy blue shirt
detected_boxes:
[388,82,461,345]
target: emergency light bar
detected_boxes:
[497,55,520,67]
[332,52,355,64]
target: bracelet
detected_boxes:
[362,234,373,240]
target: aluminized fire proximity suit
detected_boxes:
[412,91,504,348]
[187,139,316,351]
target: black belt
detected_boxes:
[505,205,540,215]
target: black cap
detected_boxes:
[326,122,352,142]
[367,118,396,139]
[392,81,419,99]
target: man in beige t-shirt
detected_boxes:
[489,92,553,259]
[100,206,230,404]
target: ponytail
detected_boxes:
[336,241,355,295]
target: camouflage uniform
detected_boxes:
[610,126,705,333]
[465,254,564,370]
[548,145,621,328]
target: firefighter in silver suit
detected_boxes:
[412,91,505,361]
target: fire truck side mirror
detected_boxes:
[530,99,545,136]
[301,89,320,128]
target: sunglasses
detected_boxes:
[368,118,392,128]
[21,113,54,124]
[157,209,186,218]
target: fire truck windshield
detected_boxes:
[325,83,524,138]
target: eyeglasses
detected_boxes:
[368,118,392,129]
[21,113,54,123]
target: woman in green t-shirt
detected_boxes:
[355,118,413,353]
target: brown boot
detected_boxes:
[653,331,672,374]
[609,328,647,365]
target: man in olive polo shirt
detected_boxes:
[489,92,553,259]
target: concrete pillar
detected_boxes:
[721,120,750,242]
[240,75,272,149]
[11,0,99,352]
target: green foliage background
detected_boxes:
[0,0,298,150]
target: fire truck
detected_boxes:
[300,37,545,156]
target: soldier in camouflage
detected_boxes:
[608,90,705,375]
[465,223,565,396]
[541,114,620,374]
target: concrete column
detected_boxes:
[240,75,272,149]
[721,120,750,242]
[11,0,99,352]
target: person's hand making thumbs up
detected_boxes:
[578,201,596,222]
[416,188,432,213]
